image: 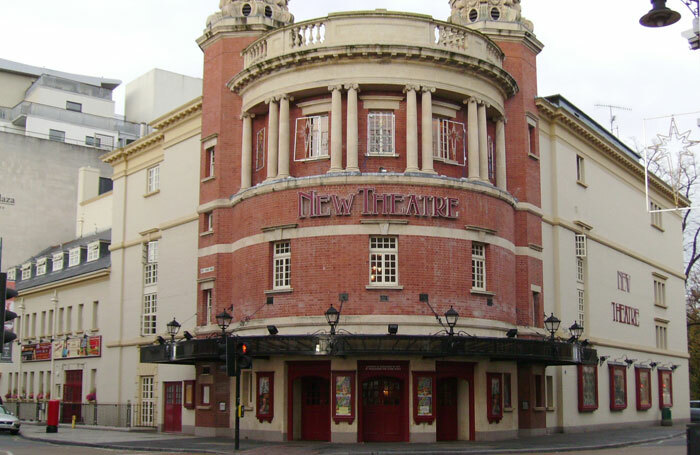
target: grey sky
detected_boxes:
[1,0,698,148]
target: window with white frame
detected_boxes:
[576,155,585,183]
[433,117,466,164]
[655,322,668,350]
[36,258,47,276]
[576,257,585,283]
[295,115,329,160]
[147,165,160,193]
[144,241,158,286]
[273,241,291,290]
[7,268,16,281]
[52,253,64,271]
[577,288,585,327]
[205,147,215,178]
[367,112,395,155]
[68,248,81,267]
[204,212,213,233]
[650,200,663,229]
[204,289,213,326]
[21,263,32,280]
[575,234,587,258]
[654,277,666,307]
[471,243,486,291]
[87,242,100,262]
[142,293,158,335]
[139,376,155,426]
[369,237,398,286]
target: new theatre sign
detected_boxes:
[298,188,460,220]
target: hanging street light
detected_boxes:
[640,0,700,50]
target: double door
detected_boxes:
[62,370,82,423]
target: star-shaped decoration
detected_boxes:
[649,117,699,203]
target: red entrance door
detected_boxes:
[301,377,330,441]
[163,382,182,432]
[361,377,403,442]
[62,370,82,423]
[436,377,458,441]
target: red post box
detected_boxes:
[46,399,59,433]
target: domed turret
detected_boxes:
[206,0,294,29]
[449,0,533,32]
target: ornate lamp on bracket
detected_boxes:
[544,313,561,341]
[325,304,340,335]
[166,318,181,343]
[445,306,459,336]
[216,309,233,338]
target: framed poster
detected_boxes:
[608,364,627,411]
[332,371,355,424]
[635,368,652,411]
[201,384,211,406]
[486,373,503,423]
[256,372,274,423]
[503,373,512,410]
[183,380,196,410]
[412,372,436,424]
[658,369,673,408]
[577,364,598,412]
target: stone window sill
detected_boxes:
[144,190,160,198]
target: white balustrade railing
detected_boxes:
[290,21,326,48]
[244,39,268,67]
[434,24,469,52]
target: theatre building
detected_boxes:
[141,0,690,442]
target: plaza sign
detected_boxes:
[298,188,460,220]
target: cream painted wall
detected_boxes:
[0,72,34,108]
[25,85,115,118]
[125,69,202,124]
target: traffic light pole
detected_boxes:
[235,367,241,451]
[0,273,7,347]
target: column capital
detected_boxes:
[403,84,420,94]
[265,97,279,105]
[463,97,479,105]
[278,94,295,102]
[328,84,344,92]
[421,86,436,94]
[240,112,256,120]
[344,83,360,92]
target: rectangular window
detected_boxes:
[52,253,64,271]
[68,248,81,267]
[432,117,466,164]
[650,200,663,229]
[367,112,395,155]
[273,241,291,290]
[77,304,84,333]
[532,292,541,327]
[609,364,627,411]
[204,289,213,326]
[31,313,36,338]
[575,234,587,258]
[48,310,54,336]
[471,243,486,291]
[576,257,585,283]
[546,375,554,409]
[139,376,155,426]
[92,301,98,330]
[58,308,64,334]
[654,278,666,307]
[7,268,16,281]
[503,373,512,409]
[577,364,598,412]
[294,115,329,160]
[85,136,100,147]
[369,237,398,286]
[142,294,158,336]
[204,212,213,233]
[66,101,82,112]
[655,322,668,350]
[66,306,72,333]
[21,263,31,280]
[41,311,46,337]
[577,288,585,327]
[147,165,160,193]
[95,134,113,150]
[635,367,652,411]
[527,118,537,156]
[87,242,100,262]
[658,370,673,408]
[255,128,266,171]
[576,155,585,183]
[49,129,65,142]
[205,147,215,178]
[36,258,47,276]
[617,271,630,292]
[144,241,159,286]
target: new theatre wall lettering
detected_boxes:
[611,302,639,327]
[298,188,460,220]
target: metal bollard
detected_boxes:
[72,414,76,429]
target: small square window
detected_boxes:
[49,129,66,142]
[87,242,100,262]
[68,248,81,267]
[66,101,82,112]
[52,253,64,271]
[7,268,16,281]
[36,258,47,276]
[21,263,32,280]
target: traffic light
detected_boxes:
[225,337,253,377]
[237,341,252,371]
[0,272,18,345]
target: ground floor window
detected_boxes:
[139,376,155,426]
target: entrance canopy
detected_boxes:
[140,334,597,366]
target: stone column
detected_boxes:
[266,98,279,181]
[421,87,436,174]
[345,84,360,172]
[478,102,488,181]
[278,95,291,178]
[241,113,254,190]
[329,85,344,173]
[466,98,479,179]
[496,116,507,191]
[404,85,419,173]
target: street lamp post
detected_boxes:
[544,313,561,341]
[215,309,233,338]
[569,321,584,342]
[444,306,459,336]
[325,304,340,336]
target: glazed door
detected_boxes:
[163,382,182,432]
[362,377,403,442]
[301,377,330,441]
[436,377,458,441]
[62,370,82,423]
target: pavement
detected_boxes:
[17,421,689,454]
